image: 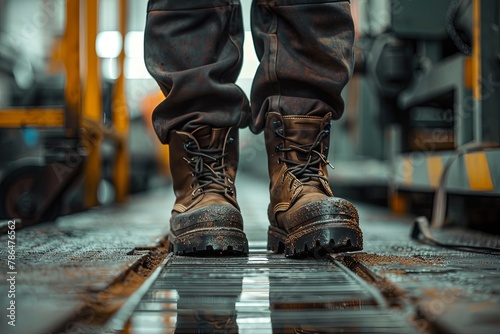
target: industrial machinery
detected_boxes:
[0,0,130,225]
[338,0,499,233]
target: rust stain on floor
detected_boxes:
[352,253,442,267]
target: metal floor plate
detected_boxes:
[124,251,416,333]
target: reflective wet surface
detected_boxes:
[125,251,416,333]
[2,173,499,333]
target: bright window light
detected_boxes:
[96,31,123,58]
[125,31,144,58]
[125,57,151,79]
[101,58,119,80]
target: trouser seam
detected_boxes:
[223,5,250,125]
[267,10,281,111]
[222,5,242,84]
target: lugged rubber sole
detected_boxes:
[268,222,363,258]
[169,228,249,256]
[169,204,248,257]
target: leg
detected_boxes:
[250,0,362,256]
[144,0,249,255]
[145,0,250,143]
[250,0,355,133]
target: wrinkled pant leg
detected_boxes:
[144,0,250,144]
[249,0,355,133]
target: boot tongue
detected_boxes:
[191,126,226,150]
[282,117,323,162]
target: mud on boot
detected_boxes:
[264,112,362,257]
[168,126,248,256]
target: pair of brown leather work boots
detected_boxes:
[167,111,362,257]
[144,0,362,257]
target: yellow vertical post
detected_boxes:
[472,0,482,142]
[63,0,81,137]
[83,0,102,207]
[113,0,130,203]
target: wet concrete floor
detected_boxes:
[0,172,499,333]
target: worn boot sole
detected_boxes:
[169,228,249,256]
[268,197,363,257]
[169,205,249,256]
[268,222,362,258]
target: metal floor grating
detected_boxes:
[122,250,417,333]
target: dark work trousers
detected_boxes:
[144,0,355,144]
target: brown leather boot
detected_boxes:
[168,126,248,256]
[264,112,363,257]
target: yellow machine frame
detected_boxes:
[0,0,130,212]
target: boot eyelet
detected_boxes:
[275,144,283,152]
[277,158,282,165]
[273,120,282,129]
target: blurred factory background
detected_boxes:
[0,1,500,333]
[1,0,498,233]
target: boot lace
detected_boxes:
[274,121,334,184]
[183,139,234,197]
